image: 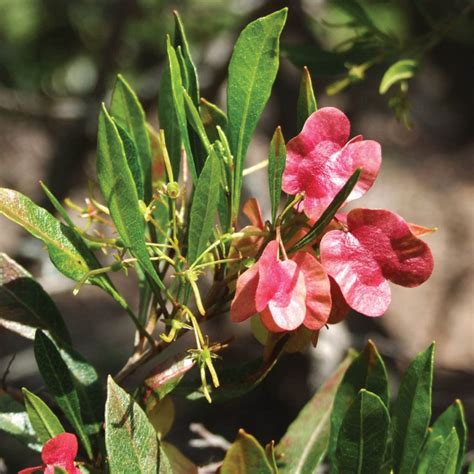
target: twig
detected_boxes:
[189,423,231,451]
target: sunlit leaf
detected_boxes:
[0,252,70,344]
[22,388,65,445]
[296,66,317,131]
[276,351,357,473]
[335,389,390,473]
[221,429,274,474]
[392,343,435,474]
[110,74,152,202]
[379,59,418,94]
[105,376,158,473]
[183,89,211,151]
[227,8,287,221]
[425,428,460,474]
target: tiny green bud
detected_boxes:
[166,182,180,199]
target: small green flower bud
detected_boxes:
[166,182,180,199]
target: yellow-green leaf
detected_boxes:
[379,59,418,94]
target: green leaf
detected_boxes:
[0,391,41,451]
[187,148,220,263]
[59,345,104,437]
[34,330,93,459]
[97,104,164,291]
[290,168,361,252]
[165,37,198,180]
[417,400,467,474]
[468,457,474,473]
[336,389,390,474]
[426,428,459,474]
[0,252,70,344]
[221,429,274,474]
[227,8,287,221]
[22,388,64,444]
[268,126,286,225]
[110,74,152,202]
[392,343,435,474]
[329,340,389,470]
[200,98,228,143]
[379,59,418,95]
[159,62,181,181]
[0,188,95,282]
[114,121,144,201]
[276,351,357,473]
[173,11,199,106]
[183,89,211,151]
[161,441,198,474]
[297,66,317,131]
[105,376,158,473]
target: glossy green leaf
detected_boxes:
[221,429,273,474]
[297,66,317,131]
[329,340,389,470]
[276,351,357,473]
[159,62,181,181]
[0,188,94,282]
[426,428,459,474]
[165,37,197,180]
[0,391,41,451]
[200,98,228,143]
[227,8,287,221]
[290,168,361,252]
[336,389,390,474]
[114,121,144,201]
[392,343,435,474]
[105,376,158,473]
[183,89,211,151]
[268,126,286,225]
[161,441,198,474]
[34,330,93,459]
[417,400,467,474]
[0,252,70,344]
[110,74,152,202]
[379,59,418,94]
[187,148,220,263]
[173,11,199,106]
[97,104,164,291]
[22,388,64,444]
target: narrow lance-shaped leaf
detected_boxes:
[200,98,228,143]
[173,10,199,105]
[0,391,42,451]
[110,74,152,202]
[297,66,317,131]
[425,428,460,474]
[34,330,93,460]
[268,126,286,225]
[379,59,418,95]
[97,105,164,291]
[105,376,158,473]
[22,388,65,445]
[328,339,389,470]
[290,168,361,252]
[336,390,390,474]
[0,252,71,344]
[114,121,144,201]
[221,429,274,474]
[166,37,198,180]
[187,148,221,264]
[276,351,357,473]
[227,8,288,222]
[183,89,211,151]
[417,400,467,474]
[159,62,181,181]
[392,343,435,474]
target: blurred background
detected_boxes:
[0,0,473,471]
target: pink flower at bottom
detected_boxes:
[18,433,81,474]
[231,240,332,332]
[320,208,434,317]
